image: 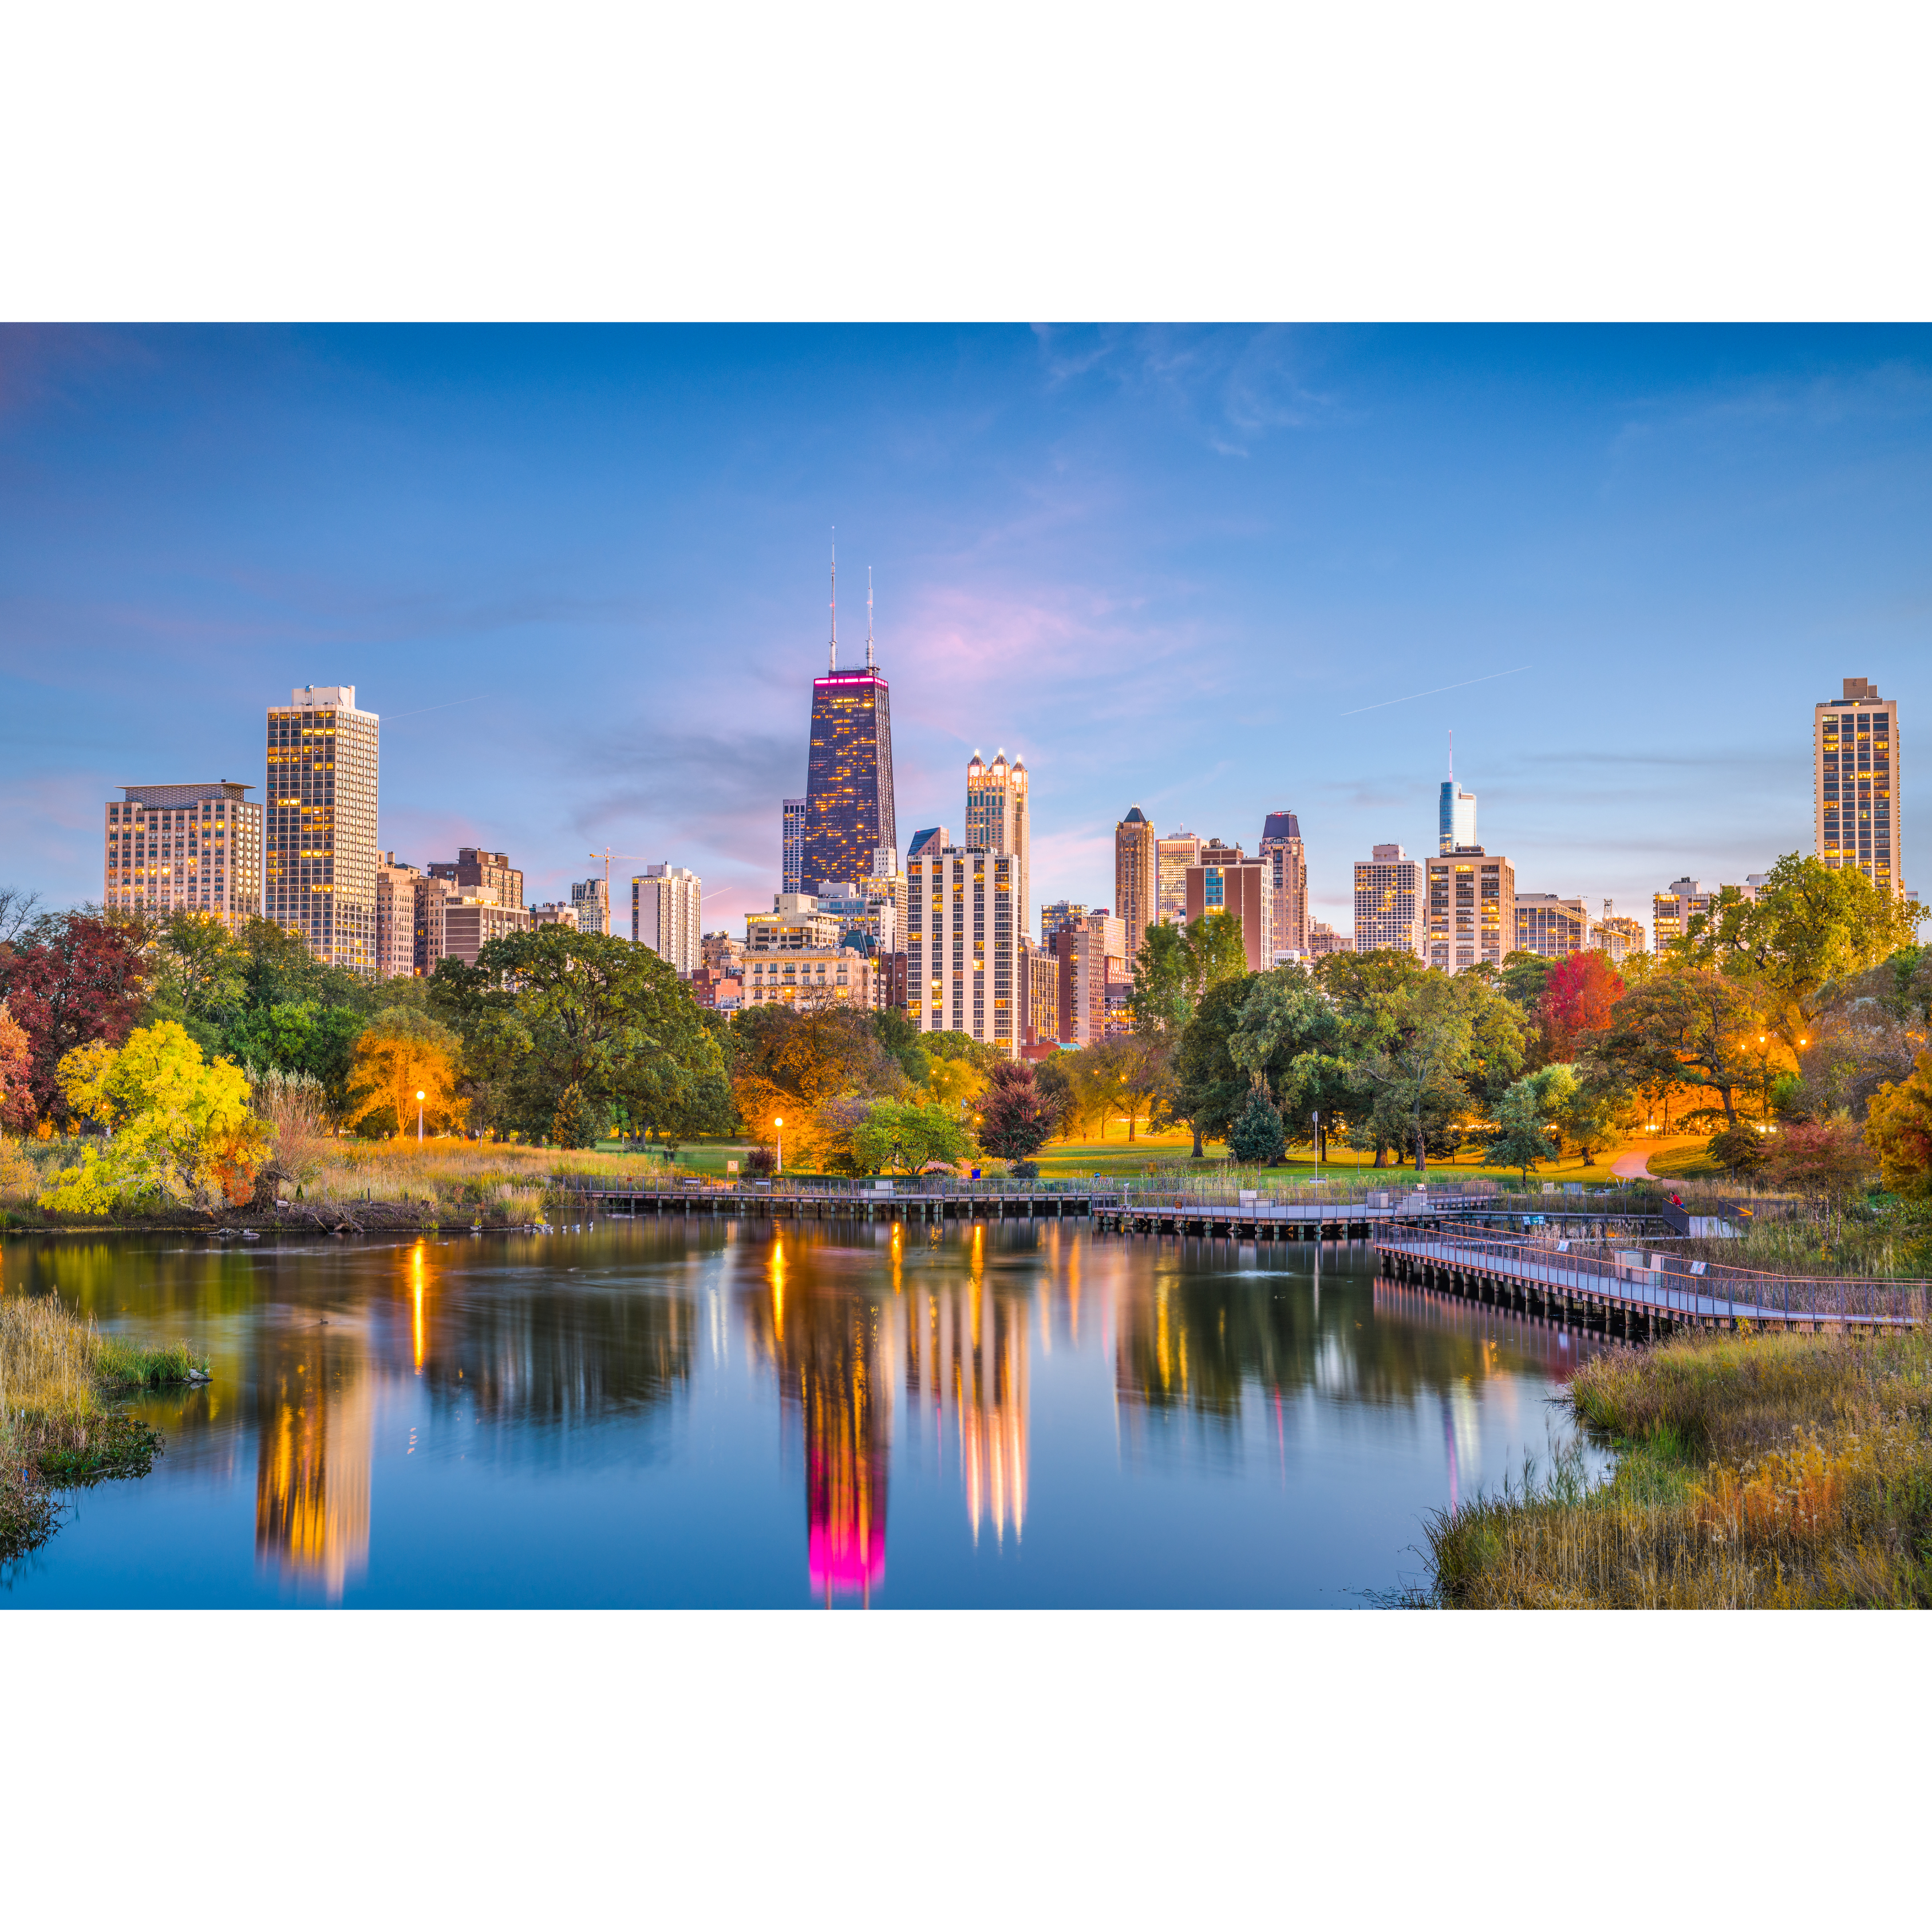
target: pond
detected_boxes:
[1,1218,1602,1607]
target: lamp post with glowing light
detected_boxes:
[775,1117,783,1176]
[416,1089,425,1143]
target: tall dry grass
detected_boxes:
[286,1141,692,1218]
[1423,1330,1932,1607]
[1,1293,206,1555]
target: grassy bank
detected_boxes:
[1,1293,207,1558]
[1422,1329,1932,1607]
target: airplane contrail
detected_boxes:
[1340,666,1533,716]
[383,693,493,723]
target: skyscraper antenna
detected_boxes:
[866,566,875,670]
[828,530,837,672]
[1448,728,1453,780]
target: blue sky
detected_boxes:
[3,324,1929,939]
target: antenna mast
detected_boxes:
[1448,728,1453,780]
[828,530,837,672]
[866,566,875,670]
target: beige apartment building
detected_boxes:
[906,846,1023,1056]
[1424,849,1515,972]
[1020,937,1061,1047]
[633,863,702,976]
[374,852,421,977]
[1816,676,1902,895]
[1652,872,1767,951]
[1155,829,1201,926]
[265,685,380,974]
[746,895,844,953]
[1513,894,1593,959]
[965,750,1030,924]
[1309,922,1353,957]
[1114,807,1157,959]
[741,947,875,1010]
[1353,843,1424,957]
[1052,908,1125,1046]
[438,895,533,967]
[103,781,262,930]
[1597,913,1646,962]
[531,903,580,930]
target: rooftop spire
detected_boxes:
[828,530,837,672]
[1447,727,1453,780]
[866,564,874,670]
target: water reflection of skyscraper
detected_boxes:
[254,1324,373,1603]
[905,1273,1029,1546]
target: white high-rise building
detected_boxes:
[906,845,1022,1056]
[1260,809,1309,957]
[1815,677,1902,896]
[571,876,610,937]
[965,750,1030,931]
[782,796,807,896]
[374,851,421,978]
[1439,743,1477,856]
[633,863,702,976]
[266,685,380,974]
[1155,828,1200,926]
[1425,849,1515,973]
[1353,843,1425,957]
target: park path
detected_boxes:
[1609,1136,1705,1182]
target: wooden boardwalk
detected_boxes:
[1374,1230,1929,1341]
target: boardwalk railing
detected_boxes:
[1377,1228,1930,1329]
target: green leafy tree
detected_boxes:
[1484,1072,1563,1184]
[1348,972,1476,1175]
[1165,974,1256,1157]
[1674,852,1923,1048]
[1707,1120,1769,1178]
[851,1099,970,1173]
[143,910,249,1054]
[1180,912,1250,1000]
[1227,1087,1286,1164]
[1131,922,1194,1037]
[1597,967,1760,1126]
[1552,1068,1632,1167]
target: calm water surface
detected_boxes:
[2,1220,1602,1607]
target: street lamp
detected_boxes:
[416,1089,425,1143]
[775,1117,783,1175]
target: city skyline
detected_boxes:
[4,326,1929,936]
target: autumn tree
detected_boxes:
[1539,950,1624,1060]
[346,1009,466,1138]
[43,1021,267,1212]
[1864,1050,1932,1197]
[0,909,148,1122]
[0,999,31,1133]
[975,1061,1060,1161]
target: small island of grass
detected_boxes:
[1,1293,208,1559]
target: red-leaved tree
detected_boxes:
[1539,951,1624,1060]
[0,911,149,1124]
[977,1060,1061,1162]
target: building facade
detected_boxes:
[429,848,523,910]
[411,874,450,974]
[965,750,1030,924]
[1184,842,1272,970]
[1052,910,1125,1046]
[438,896,532,967]
[906,846,1022,1056]
[741,947,874,1010]
[1439,776,1477,855]
[1309,922,1353,957]
[374,851,421,977]
[1353,843,1424,956]
[1815,676,1902,895]
[1513,894,1593,959]
[265,684,380,974]
[1424,849,1515,971]
[801,666,896,895]
[1038,900,1088,950]
[1155,828,1201,926]
[781,795,807,896]
[633,863,702,975]
[1020,937,1060,1048]
[746,896,843,952]
[1113,807,1157,959]
[1260,809,1308,958]
[570,876,610,937]
[814,879,902,957]
[530,902,580,930]
[1597,912,1646,962]
[104,781,261,930]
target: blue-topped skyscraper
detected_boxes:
[1439,735,1476,855]
[800,555,896,895]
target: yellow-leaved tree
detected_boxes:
[43,1021,268,1213]
[345,1008,465,1139]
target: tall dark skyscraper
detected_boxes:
[800,558,896,892]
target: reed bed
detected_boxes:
[281,1142,692,1220]
[1,1293,207,1556]
[1421,1329,1932,1607]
